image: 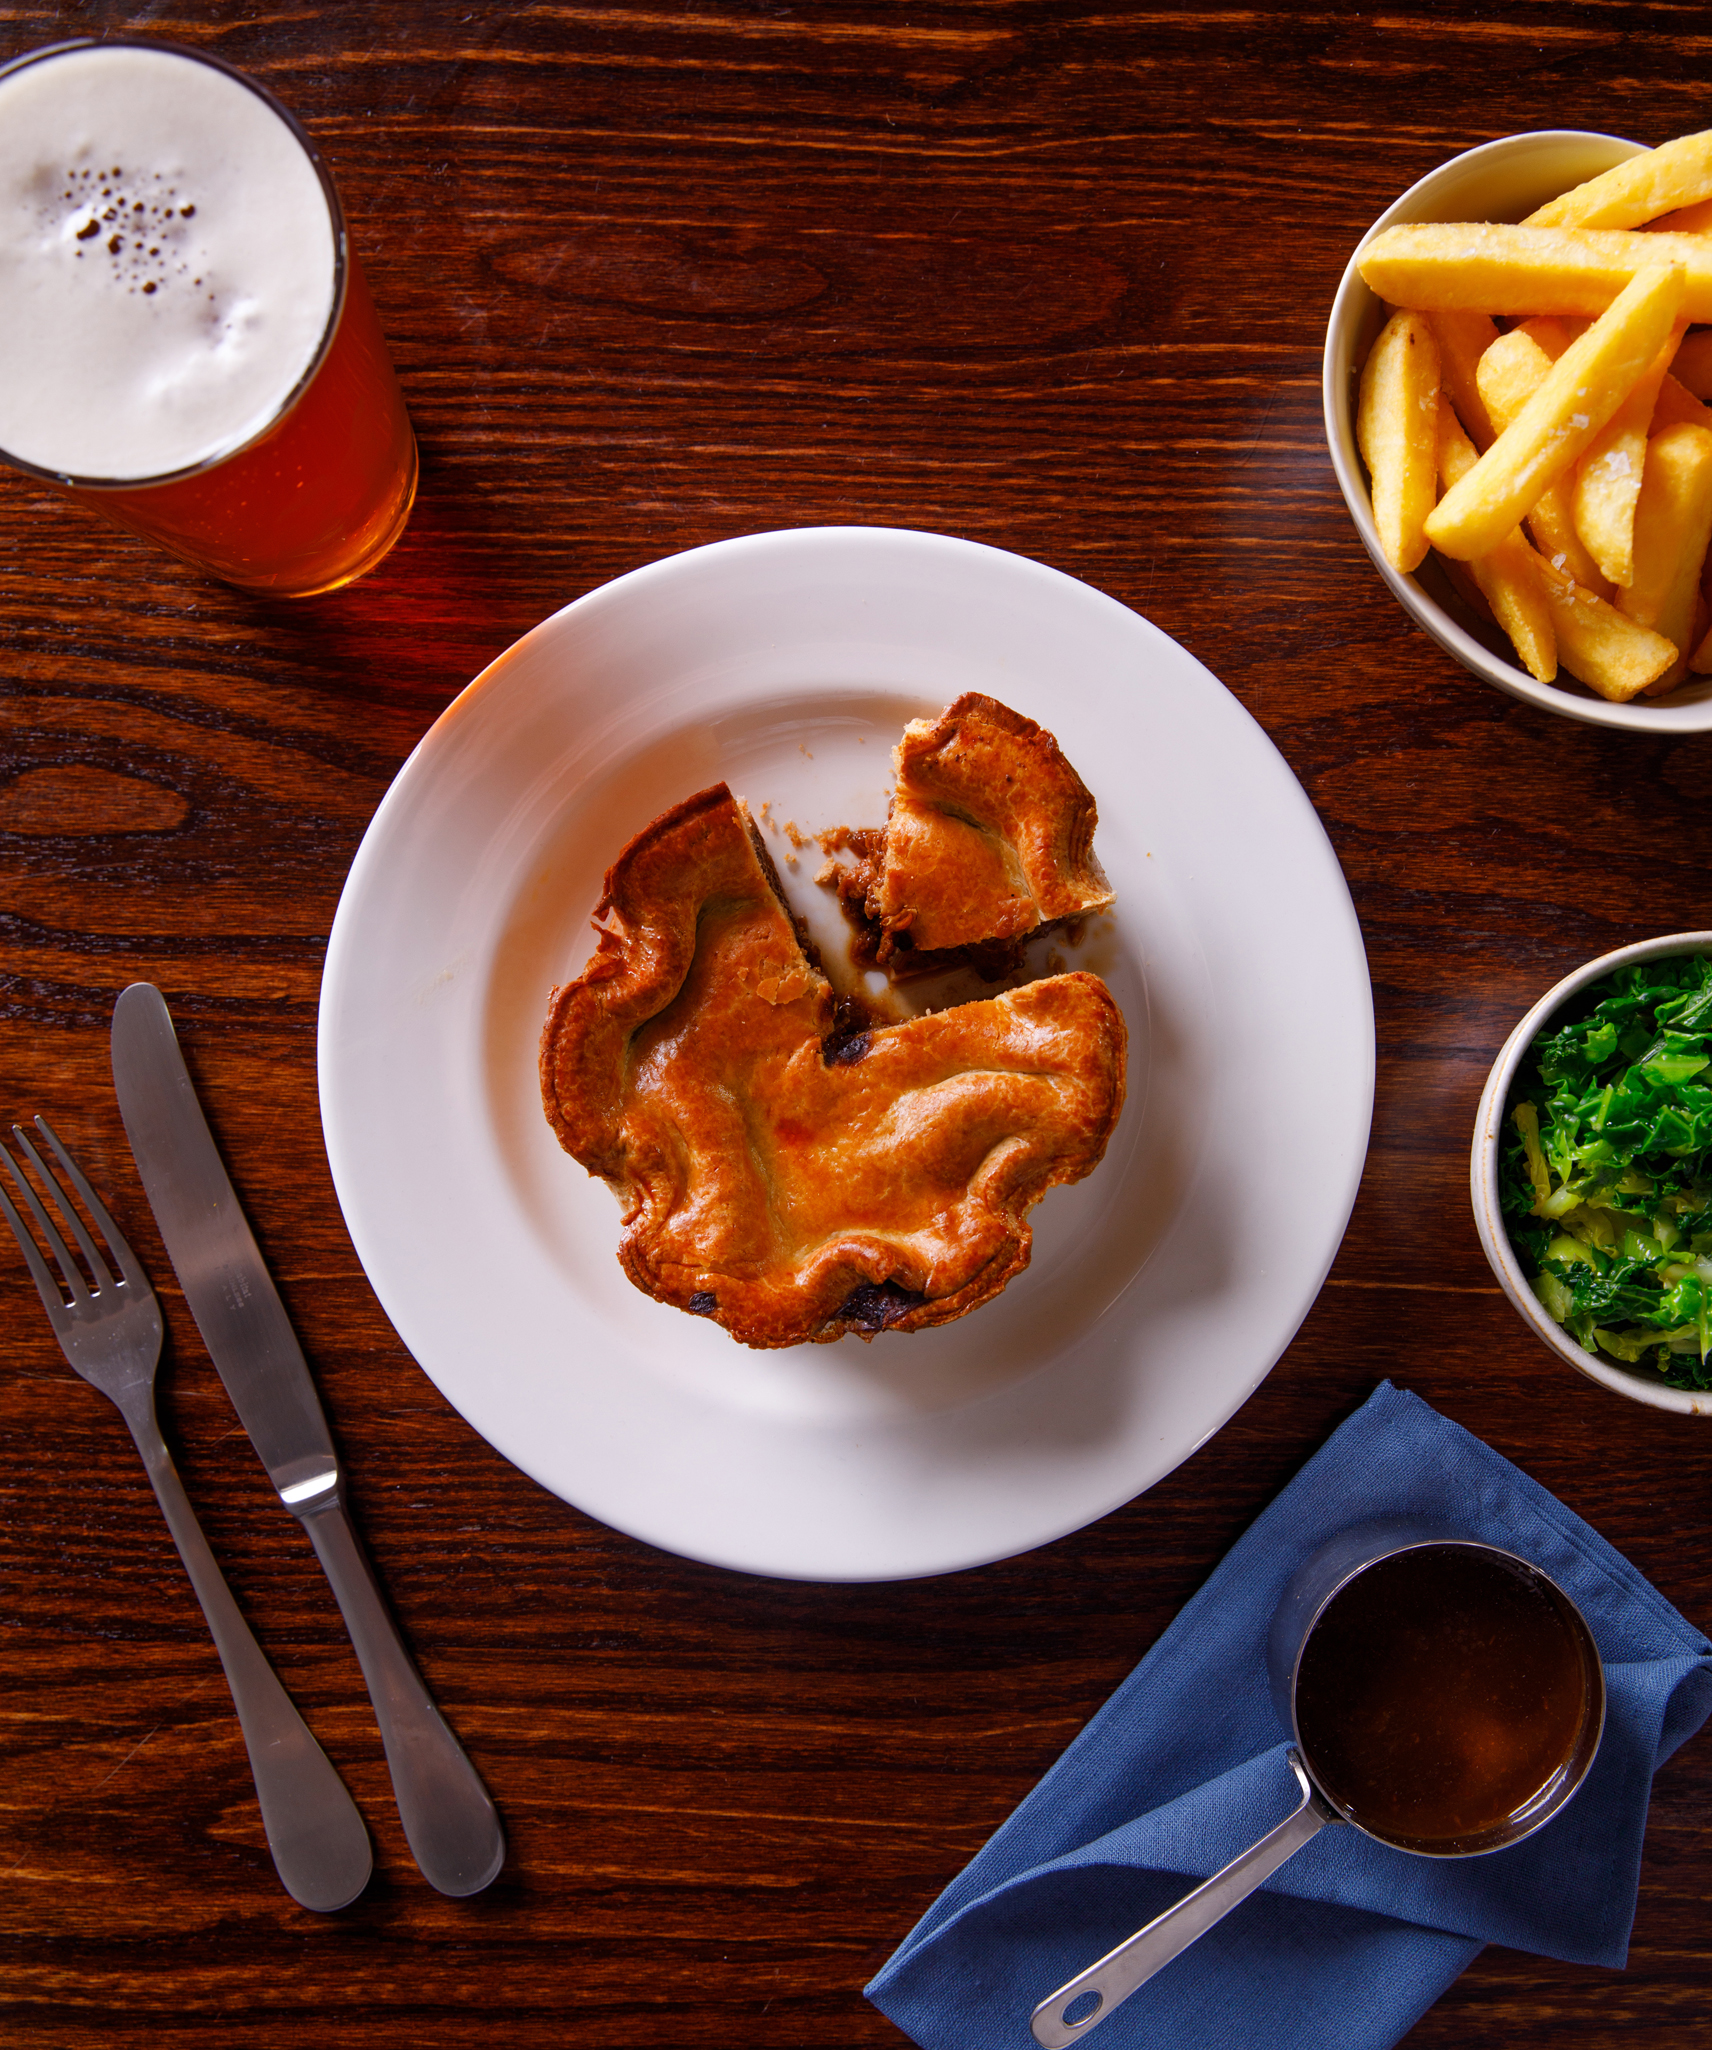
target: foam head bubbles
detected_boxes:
[0,40,416,594]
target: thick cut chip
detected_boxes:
[1619,422,1712,628]
[1525,131,1712,231]
[1357,309,1440,570]
[1648,197,1712,236]
[1573,327,1682,586]
[1475,329,1613,594]
[1537,559,1680,701]
[1357,224,1712,319]
[1618,422,1712,693]
[866,693,1114,956]
[1426,262,1685,561]
[1427,309,1499,449]
[540,785,1127,1349]
[1516,315,1582,360]
[1476,329,1555,406]
[1435,409,1556,681]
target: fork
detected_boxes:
[0,1115,373,1912]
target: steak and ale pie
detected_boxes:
[539,699,1126,1350]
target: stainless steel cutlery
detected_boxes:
[0,1115,372,1912]
[109,981,504,1899]
[2,980,504,1905]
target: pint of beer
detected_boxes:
[0,39,417,596]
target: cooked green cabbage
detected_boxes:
[1500,953,1712,1390]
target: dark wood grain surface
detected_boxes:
[4,3,1711,2044]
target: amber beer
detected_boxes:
[0,40,416,596]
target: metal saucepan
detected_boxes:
[1030,1518,1606,2046]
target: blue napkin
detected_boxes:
[866,1382,1712,2050]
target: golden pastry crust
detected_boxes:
[541,783,1127,1349]
[867,692,1115,954]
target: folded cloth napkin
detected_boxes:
[866,1381,1712,2050]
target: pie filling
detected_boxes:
[540,699,1126,1351]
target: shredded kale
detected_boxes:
[1499,953,1712,1391]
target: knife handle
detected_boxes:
[114,1386,373,1913]
[300,1497,504,1897]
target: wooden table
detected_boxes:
[4,4,1709,2043]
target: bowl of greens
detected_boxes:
[1473,935,1712,1413]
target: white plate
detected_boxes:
[319,528,1374,1581]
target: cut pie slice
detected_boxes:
[864,692,1115,959]
[540,783,1126,1349]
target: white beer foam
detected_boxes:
[0,44,336,480]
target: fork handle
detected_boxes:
[299,1496,504,1897]
[116,1394,373,1912]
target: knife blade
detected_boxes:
[111,980,505,1898]
[109,987,342,1510]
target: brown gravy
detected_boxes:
[1293,1545,1591,1849]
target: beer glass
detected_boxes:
[0,38,417,596]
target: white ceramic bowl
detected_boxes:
[1324,129,1712,734]
[1471,931,1712,1414]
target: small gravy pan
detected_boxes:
[1031,1518,1605,2046]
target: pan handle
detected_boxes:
[1030,1749,1341,2047]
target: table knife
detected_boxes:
[110,980,505,1898]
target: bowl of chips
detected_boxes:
[1325,128,1712,733]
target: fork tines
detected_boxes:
[0,1116,138,1312]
